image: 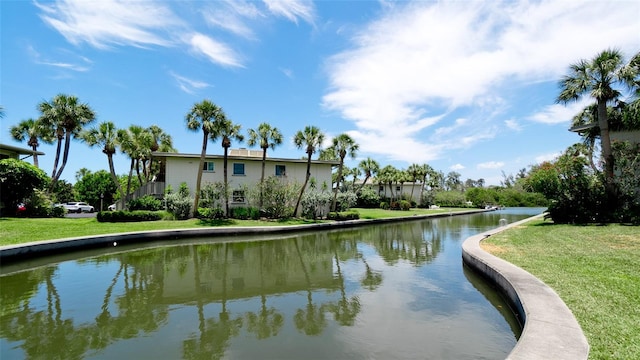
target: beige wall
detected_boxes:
[165,156,334,204]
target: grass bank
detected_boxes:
[482,220,640,359]
[0,207,465,246]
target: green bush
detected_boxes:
[230,206,260,220]
[301,190,332,219]
[196,207,225,220]
[127,195,163,211]
[327,211,360,221]
[336,191,358,211]
[379,201,389,210]
[165,183,192,220]
[356,186,380,208]
[399,200,411,211]
[97,210,162,222]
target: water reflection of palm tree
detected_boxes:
[293,237,326,336]
[360,256,382,291]
[246,245,284,339]
[183,243,243,360]
[327,249,361,326]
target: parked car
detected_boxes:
[63,202,95,213]
[108,203,116,211]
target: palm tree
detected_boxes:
[117,125,150,203]
[329,134,358,212]
[146,125,176,182]
[212,118,244,217]
[186,100,226,217]
[82,121,126,202]
[419,164,435,203]
[357,157,379,191]
[10,118,53,168]
[557,49,638,192]
[407,163,426,203]
[38,94,96,188]
[292,126,325,216]
[377,165,398,200]
[247,123,283,208]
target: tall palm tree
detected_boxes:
[10,118,53,168]
[211,118,244,217]
[329,134,359,212]
[247,123,283,208]
[293,126,325,217]
[186,100,226,217]
[557,49,637,192]
[357,157,379,191]
[419,164,435,203]
[82,121,125,202]
[38,94,96,188]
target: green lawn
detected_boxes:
[482,220,640,360]
[0,207,469,246]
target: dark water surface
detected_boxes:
[1,208,543,359]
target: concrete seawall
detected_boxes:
[461,214,589,360]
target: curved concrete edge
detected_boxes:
[461,214,589,360]
[1,209,486,263]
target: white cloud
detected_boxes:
[477,161,505,170]
[279,67,294,79]
[35,0,182,49]
[187,33,244,68]
[527,99,591,124]
[322,0,639,166]
[450,164,465,171]
[169,72,211,94]
[263,0,315,25]
[535,152,561,164]
[28,45,91,72]
[505,119,522,131]
[201,1,263,39]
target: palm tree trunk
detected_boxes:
[108,154,126,202]
[357,174,370,192]
[331,159,344,212]
[50,135,63,180]
[53,132,73,183]
[293,156,312,217]
[193,132,208,217]
[597,100,615,186]
[223,145,229,217]
[31,144,40,168]
[259,147,267,208]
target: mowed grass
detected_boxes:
[0,207,470,246]
[483,220,640,359]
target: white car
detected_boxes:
[108,203,116,211]
[63,202,95,213]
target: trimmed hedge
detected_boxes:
[327,211,360,221]
[97,210,163,222]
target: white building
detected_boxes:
[146,149,338,207]
[355,178,424,203]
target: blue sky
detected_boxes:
[2,0,639,186]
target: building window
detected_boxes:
[203,161,215,172]
[232,190,246,203]
[275,165,286,176]
[378,185,384,192]
[396,186,401,192]
[233,163,245,175]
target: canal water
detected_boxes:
[0,208,542,359]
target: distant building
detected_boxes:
[141,149,338,207]
[354,178,424,203]
[0,143,44,162]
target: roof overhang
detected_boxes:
[151,151,340,166]
[0,143,45,156]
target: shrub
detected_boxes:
[0,158,49,216]
[128,195,162,211]
[399,200,411,211]
[327,211,360,221]
[335,191,358,212]
[249,176,297,219]
[229,206,260,220]
[97,210,162,222]
[196,207,225,220]
[356,187,381,208]
[379,201,389,210]
[301,190,332,219]
[24,189,59,218]
[165,183,192,220]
